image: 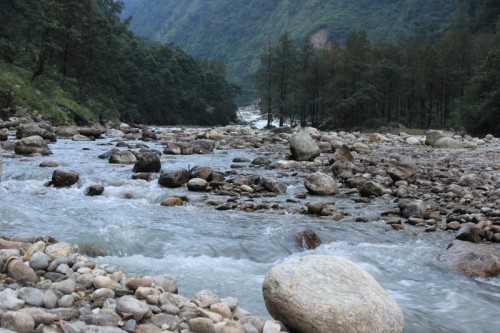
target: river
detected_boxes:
[0,122,499,332]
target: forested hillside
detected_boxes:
[121,0,458,94]
[255,0,500,135]
[0,1,237,126]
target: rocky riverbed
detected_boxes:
[1,112,500,332]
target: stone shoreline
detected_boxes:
[0,234,282,333]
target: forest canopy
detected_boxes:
[0,0,238,126]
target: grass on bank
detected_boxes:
[0,61,99,125]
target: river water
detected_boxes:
[0,126,499,332]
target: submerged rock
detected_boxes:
[438,240,500,278]
[50,169,80,187]
[295,229,322,249]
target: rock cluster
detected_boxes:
[1,114,500,332]
[0,235,284,333]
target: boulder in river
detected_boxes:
[158,168,190,188]
[109,150,137,164]
[289,132,320,161]
[49,170,79,187]
[187,178,208,192]
[190,166,213,180]
[295,229,322,249]
[438,240,500,278]
[331,160,354,179]
[434,137,464,149]
[161,196,187,206]
[16,123,56,142]
[192,139,216,153]
[304,172,339,195]
[86,184,105,196]
[260,177,287,194]
[75,127,104,139]
[142,129,157,141]
[387,162,417,184]
[425,130,451,147]
[398,199,427,219]
[56,126,79,138]
[133,151,161,173]
[359,180,384,197]
[14,135,52,155]
[262,255,404,333]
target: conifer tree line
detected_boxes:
[0,0,238,125]
[256,1,500,136]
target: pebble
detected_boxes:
[17,287,44,306]
[29,251,51,270]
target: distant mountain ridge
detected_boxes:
[121,0,458,95]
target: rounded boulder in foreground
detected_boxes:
[262,255,404,333]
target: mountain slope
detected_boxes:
[122,0,458,96]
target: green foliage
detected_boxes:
[256,24,500,134]
[0,0,237,126]
[121,0,458,102]
[0,62,97,124]
[460,47,500,136]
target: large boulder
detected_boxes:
[263,255,404,333]
[331,160,354,179]
[190,166,213,180]
[14,135,52,155]
[398,199,427,219]
[260,177,287,194]
[387,162,417,184]
[192,139,216,153]
[289,132,320,161]
[75,127,104,139]
[133,152,161,173]
[187,178,208,191]
[425,130,451,147]
[434,137,464,149]
[438,240,500,278]
[109,151,137,164]
[50,170,80,187]
[56,126,79,138]
[304,172,339,195]
[294,229,321,250]
[16,123,56,142]
[158,168,190,188]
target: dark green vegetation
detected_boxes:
[255,1,500,135]
[121,0,458,100]
[0,0,237,125]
